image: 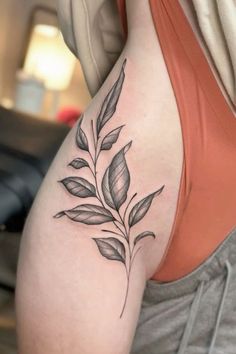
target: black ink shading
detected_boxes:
[54,59,165,318]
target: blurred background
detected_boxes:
[0,1,92,353]
[0,0,91,124]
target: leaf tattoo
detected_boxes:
[76,116,89,151]
[96,59,126,136]
[60,177,96,198]
[102,142,131,211]
[134,231,156,246]
[55,204,115,225]
[93,237,126,264]
[68,158,89,170]
[128,186,164,227]
[54,59,165,318]
[101,125,124,151]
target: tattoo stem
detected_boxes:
[102,229,124,238]
[91,120,127,238]
[91,120,96,149]
[91,119,100,163]
[120,241,142,317]
[120,269,130,318]
[88,165,96,178]
[88,150,95,164]
[120,248,132,318]
[116,209,129,240]
[123,193,137,225]
[113,221,127,238]
[131,246,142,267]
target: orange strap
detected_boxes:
[117,0,236,281]
[116,0,128,38]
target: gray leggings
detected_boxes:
[131,227,236,354]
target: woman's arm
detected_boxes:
[15,55,180,353]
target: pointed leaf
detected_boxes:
[60,177,96,198]
[134,231,156,246]
[55,204,115,225]
[102,141,132,210]
[76,116,89,151]
[128,186,164,227]
[54,211,65,219]
[101,125,124,151]
[93,237,126,264]
[101,167,116,209]
[96,59,126,135]
[68,158,89,170]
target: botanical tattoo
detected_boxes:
[54,59,165,318]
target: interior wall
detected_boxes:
[0,0,91,116]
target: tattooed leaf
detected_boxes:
[101,125,124,151]
[102,167,116,209]
[60,177,96,198]
[55,204,115,225]
[102,141,132,210]
[54,211,65,219]
[96,59,126,135]
[93,237,126,264]
[76,116,89,151]
[68,158,89,170]
[128,185,165,227]
[134,231,156,246]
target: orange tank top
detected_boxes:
[117,0,236,282]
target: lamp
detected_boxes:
[15,7,77,117]
[24,24,76,91]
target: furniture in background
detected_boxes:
[0,105,69,230]
[0,106,69,353]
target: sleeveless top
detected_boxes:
[117,0,236,282]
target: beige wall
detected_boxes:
[0,0,91,116]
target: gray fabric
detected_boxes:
[1,229,236,354]
[131,227,236,354]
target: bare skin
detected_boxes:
[15,0,228,353]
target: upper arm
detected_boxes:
[16,58,176,354]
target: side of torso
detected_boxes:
[117,0,236,281]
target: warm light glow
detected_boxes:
[1,97,14,109]
[34,24,59,37]
[24,24,76,90]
